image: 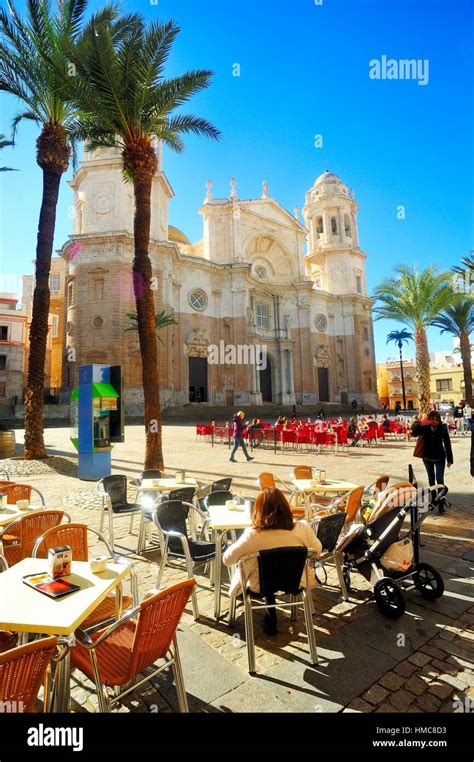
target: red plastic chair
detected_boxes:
[281,430,297,449]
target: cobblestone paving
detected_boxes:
[2,425,473,714]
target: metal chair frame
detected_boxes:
[73,586,191,713]
[153,500,219,621]
[228,548,318,674]
[96,477,142,553]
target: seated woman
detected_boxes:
[348,416,361,446]
[223,488,322,635]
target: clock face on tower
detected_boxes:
[92,190,113,214]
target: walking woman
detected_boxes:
[411,411,453,513]
[229,411,254,462]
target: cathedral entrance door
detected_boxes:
[189,357,208,402]
[318,367,329,402]
[259,358,272,402]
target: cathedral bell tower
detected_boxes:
[302,170,366,296]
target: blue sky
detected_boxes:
[0,0,472,362]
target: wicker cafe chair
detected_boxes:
[2,483,46,506]
[32,523,137,628]
[197,478,233,511]
[131,469,164,539]
[153,500,217,620]
[228,547,318,674]
[97,475,142,552]
[0,636,57,712]
[0,553,17,655]
[257,472,305,519]
[138,486,197,554]
[72,579,195,713]
[310,511,347,589]
[0,510,68,567]
[309,486,364,525]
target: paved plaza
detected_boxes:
[2,424,473,714]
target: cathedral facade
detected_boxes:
[57,146,379,412]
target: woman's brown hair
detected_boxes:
[252,488,294,531]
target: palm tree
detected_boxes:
[452,252,474,300]
[373,266,453,415]
[0,0,115,459]
[432,301,474,405]
[125,309,176,344]
[386,329,413,412]
[66,14,219,469]
[0,133,17,170]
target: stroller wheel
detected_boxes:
[374,578,406,619]
[414,562,444,600]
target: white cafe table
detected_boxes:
[291,478,357,495]
[290,479,356,518]
[137,478,200,552]
[0,557,131,711]
[0,504,44,527]
[140,477,199,493]
[206,504,252,620]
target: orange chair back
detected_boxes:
[258,472,276,490]
[2,511,64,567]
[293,465,312,480]
[0,636,57,712]
[34,523,89,562]
[4,484,32,505]
[374,474,390,493]
[129,579,195,679]
[344,486,364,525]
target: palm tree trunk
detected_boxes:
[24,168,62,459]
[132,173,164,470]
[415,325,431,416]
[460,330,473,405]
[399,343,407,412]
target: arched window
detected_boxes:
[316,216,323,235]
[344,214,351,237]
[331,216,337,235]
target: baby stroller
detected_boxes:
[335,482,445,618]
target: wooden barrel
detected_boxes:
[0,430,16,459]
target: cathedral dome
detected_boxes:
[315,170,342,185]
[168,225,191,245]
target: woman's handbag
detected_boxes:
[413,435,425,458]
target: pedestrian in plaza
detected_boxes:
[412,411,453,513]
[454,402,464,434]
[464,402,472,432]
[351,398,358,411]
[348,417,361,446]
[223,488,322,635]
[229,411,254,462]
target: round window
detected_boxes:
[315,314,327,332]
[93,316,103,328]
[189,289,207,312]
[254,264,268,280]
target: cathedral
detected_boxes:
[56,146,379,412]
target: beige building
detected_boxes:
[54,148,378,412]
[0,293,27,409]
[430,365,470,404]
[382,358,419,411]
